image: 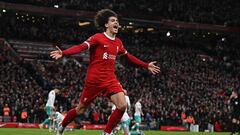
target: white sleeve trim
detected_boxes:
[84,41,90,50]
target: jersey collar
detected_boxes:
[103,32,115,40]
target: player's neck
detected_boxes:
[104,31,116,40]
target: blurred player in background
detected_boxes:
[50,9,160,135]
[53,111,65,131]
[39,89,60,132]
[229,89,240,135]
[53,111,73,132]
[112,90,131,135]
[131,98,143,132]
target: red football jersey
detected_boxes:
[62,32,148,85]
[83,32,127,84]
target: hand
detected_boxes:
[50,46,63,60]
[148,61,160,75]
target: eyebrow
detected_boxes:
[110,18,118,21]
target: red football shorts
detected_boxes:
[80,81,124,105]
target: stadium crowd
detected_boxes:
[1,28,239,131]
[0,43,47,123]
[1,0,239,26]
[0,4,240,131]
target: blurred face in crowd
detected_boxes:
[232,91,238,98]
[105,16,119,35]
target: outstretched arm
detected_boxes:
[124,53,160,75]
[50,34,97,60]
[50,43,88,60]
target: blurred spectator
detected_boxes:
[0,21,239,132]
[3,104,10,116]
[1,0,239,26]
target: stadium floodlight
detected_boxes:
[221,38,225,41]
[166,31,170,37]
[2,9,6,13]
[54,5,59,8]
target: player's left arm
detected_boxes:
[118,41,160,74]
[125,54,160,75]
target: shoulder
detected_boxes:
[87,33,103,41]
[92,33,104,38]
[115,37,123,43]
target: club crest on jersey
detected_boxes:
[103,52,116,60]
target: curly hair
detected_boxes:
[94,9,118,32]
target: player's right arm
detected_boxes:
[50,34,98,60]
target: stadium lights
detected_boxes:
[221,38,225,41]
[147,28,154,32]
[54,5,59,8]
[134,28,143,33]
[166,31,170,37]
[2,9,6,13]
[126,25,133,29]
[78,22,91,26]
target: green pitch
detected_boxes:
[0,128,230,135]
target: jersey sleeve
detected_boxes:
[117,39,148,68]
[62,34,98,55]
[84,34,98,49]
[118,40,128,55]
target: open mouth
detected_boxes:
[113,25,118,29]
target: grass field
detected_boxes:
[0,128,231,135]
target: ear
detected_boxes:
[105,23,109,28]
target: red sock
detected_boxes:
[104,108,124,134]
[61,108,78,127]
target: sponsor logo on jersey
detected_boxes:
[103,52,116,60]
